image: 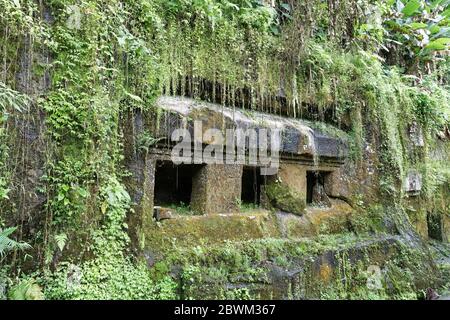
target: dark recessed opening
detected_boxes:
[154,161,203,207]
[307,171,331,206]
[427,211,443,241]
[241,166,263,205]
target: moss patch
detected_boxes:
[280,199,353,237]
[144,211,280,253]
[148,233,439,300]
[266,180,306,216]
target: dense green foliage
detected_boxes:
[0,227,30,257]
[42,178,177,299]
[0,0,448,300]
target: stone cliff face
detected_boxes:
[2,4,53,265]
[120,96,448,299]
[1,1,448,300]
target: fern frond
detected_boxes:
[0,227,31,258]
[0,82,30,113]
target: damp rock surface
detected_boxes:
[156,96,348,159]
[173,234,439,300]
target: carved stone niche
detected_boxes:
[404,170,422,196]
[408,121,424,147]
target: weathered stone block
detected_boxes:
[276,199,353,237]
[314,133,348,158]
[281,126,314,156]
[405,198,429,239]
[265,164,306,215]
[174,235,439,300]
[144,211,280,250]
[156,96,348,160]
[404,170,422,195]
[191,164,243,214]
[153,206,173,221]
[324,168,351,200]
[124,150,156,244]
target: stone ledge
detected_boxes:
[144,210,280,251]
[144,199,355,252]
[156,234,439,300]
[155,96,348,160]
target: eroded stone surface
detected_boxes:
[191,164,243,214]
[408,121,425,147]
[276,199,353,237]
[156,96,348,160]
[404,170,422,195]
[153,206,174,221]
[176,235,439,300]
[265,163,307,215]
[144,210,280,250]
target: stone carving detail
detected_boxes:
[312,182,332,207]
[404,170,422,195]
[124,97,351,220]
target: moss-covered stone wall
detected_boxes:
[191,164,243,215]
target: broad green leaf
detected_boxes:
[431,27,450,39]
[425,37,450,49]
[442,7,450,17]
[410,22,428,29]
[78,188,88,198]
[8,280,44,300]
[55,233,68,251]
[0,227,31,258]
[402,0,421,16]
[430,0,443,8]
[429,24,441,34]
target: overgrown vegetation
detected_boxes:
[146,233,436,300]
[0,0,448,300]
